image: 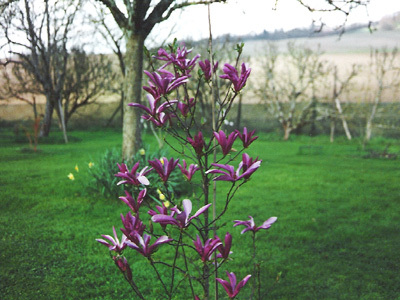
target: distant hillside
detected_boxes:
[205,11,400,55]
[241,28,400,56]
[215,22,373,43]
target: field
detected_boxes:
[1,128,400,299]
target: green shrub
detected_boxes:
[86,146,191,201]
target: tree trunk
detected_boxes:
[365,95,380,143]
[283,124,291,140]
[122,33,144,161]
[309,96,317,137]
[335,98,352,140]
[56,99,68,144]
[39,95,54,137]
[330,119,335,143]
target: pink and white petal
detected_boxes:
[190,203,212,221]
[258,217,278,230]
[182,199,193,216]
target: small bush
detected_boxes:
[86,146,190,201]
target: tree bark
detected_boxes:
[335,98,352,140]
[283,124,291,140]
[365,96,380,142]
[122,33,144,161]
[39,95,54,137]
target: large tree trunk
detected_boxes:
[56,99,68,144]
[39,95,54,137]
[122,33,144,161]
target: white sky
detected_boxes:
[151,0,400,42]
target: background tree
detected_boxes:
[328,65,358,142]
[62,47,116,126]
[0,0,81,143]
[258,42,330,140]
[362,48,400,146]
[0,59,41,119]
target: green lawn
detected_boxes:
[1,128,399,299]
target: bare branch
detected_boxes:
[97,0,128,29]
[162,0,227,23]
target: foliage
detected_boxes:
[85,145,188,200]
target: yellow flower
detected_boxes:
[139,148,146,156]
[75,164,79,172]
[68,173,75,180]
[164,201,170,208]
[157,189,162,195]
[88,162,94,168]
[160,158,164,165]
[159,193,166,201]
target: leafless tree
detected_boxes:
[0,59,41,119]
[295,0,371,33]
[329,65,358,142]
[362,48,400,145]
[62,47,116,126]
[259,42,330,140]
[1,0,81,143]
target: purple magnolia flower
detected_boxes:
[115,162,151,186]
[233,216,277,234]
[143,69,188,99]
[193,234,222,262]
[119,189,146,214]
[155,46,200,75]
[148,201,173,217]
[178,159,200,181]
[216,232,233,259]
[120,212,146,244]
[148,202,175,230]
[96,226,127,253]
[148,157,179,183]
[240,153,261,180]
[151,199,211,229]
[219,63,251,92]
[216,271,252,299]
[129,94,178,127]
[206,154,261,182]
[177,97,195,117]
[113,256,132,281]
[199,59,218,81]
[235,127,258,148]
[214,130,238,156]
[125,232,172,258]
[187,131,205,156]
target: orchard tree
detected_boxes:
[362,48,400,145]
[62,47,116,126]
[0,0,81,143]
[258,42,330,140]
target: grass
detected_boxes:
[1,128,400,299]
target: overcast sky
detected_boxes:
[150,0,400,42]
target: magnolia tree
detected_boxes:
[96,43,277,299]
